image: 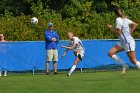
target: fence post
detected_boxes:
[32,69,35,75]
[80,68,82,74]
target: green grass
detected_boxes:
[0,70,140,93]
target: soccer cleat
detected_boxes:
[46,72,50,75]
[137,66,140,69]
[121,65,129,74]
[67,74,70,76]
[77,54,82,61]
[121,68,126,74]
[54,72,58,75]
[136,62,140,69]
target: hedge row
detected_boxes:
[0,0,140,41]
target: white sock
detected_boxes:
[68,65,76,76]
[136,61,140,69]
[111,55,127,67]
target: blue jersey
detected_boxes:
[44,29,59,50]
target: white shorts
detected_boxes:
[117,41,135,52]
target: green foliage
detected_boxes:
[0,0,32,16]
[30,0,44,16]
[0,0,140,40]
[96,1,108,13]
[111,0,129,9]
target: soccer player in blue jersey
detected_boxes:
[44,22,59,75]
[61,32,85,76]
[107,7,140,74]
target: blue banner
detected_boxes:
[0,40,140,71]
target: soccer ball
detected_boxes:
[31,17,38,24]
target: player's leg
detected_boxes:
[74,50,83,61]
[108,44,128,74]
[127,51,140,69]
[53,61,57,74]
[53,49,58,74]
[67,50,81,76]
[46,50,53,75]
[108,44,124,64]
[67,57,80,76]
[46,62,50,75]
[125,41,140,69]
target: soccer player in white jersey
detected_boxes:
[107,7,140,74]
[61,32,85,76]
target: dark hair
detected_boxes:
[114,7,124,17]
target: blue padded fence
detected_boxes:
[0,40,140,71]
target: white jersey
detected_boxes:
[115,17,134,43]
[68,37,85,51]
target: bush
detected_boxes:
[0,0,140,41]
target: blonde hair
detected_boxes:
[0,34,4,37]
[68,32,73,35]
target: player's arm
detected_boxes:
[61,43,70,58]
[130,21,138,33]
[61,43,76,50]
[52,31,59,42]
[107,25,121,35]
[107,18,122,35]
[45,32,53,41]
[61,49,69,58]
[55,32,59,42]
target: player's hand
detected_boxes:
[52,38,56,41]
[61,52,67,59]
[61,45,66,48]
[107,25,112,30]
[61,55,64,59]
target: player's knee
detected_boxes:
[108,51,114,57]
[53,61,57,63]
[74,50,78,55]
[74,50,78,53]
[46,61,50,63]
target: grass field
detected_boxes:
[0,70,140,93]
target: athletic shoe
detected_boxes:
[137,66,140,69]
[136,62,140,69]
[54,72,58,75]
[77,54,82,61]
[121,65,129,74]
[67,74,70,76]
[46,72,50,75]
